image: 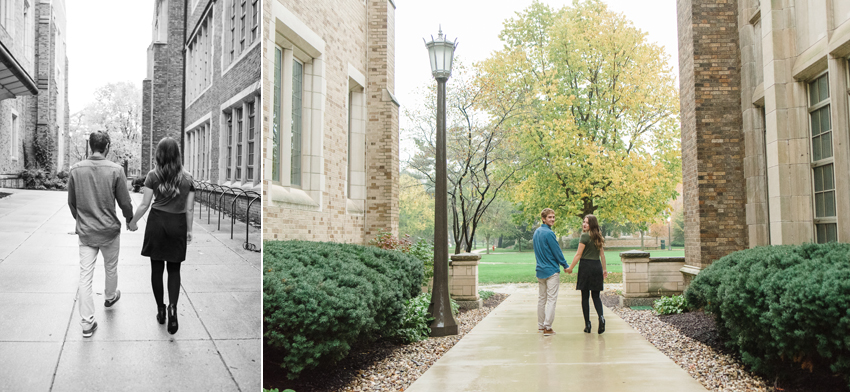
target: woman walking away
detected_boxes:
[128,137,195,334]
[565,214,608,334]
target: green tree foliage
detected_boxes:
[484,0,681,233]
[685,243,850,386]
[263,240,423,379]
[399,171,435,240]
[672,209,684,245]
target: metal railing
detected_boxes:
[193,181,261,252]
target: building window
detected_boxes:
[247,100,255,181]
[251,0,259,44]
[808,73,836,243]
[347,79,366,207]
[186,9,213,104]
[291,59,303,187]
[10,112,18,161]
[1,0,13,37]
[229,0,236,62]
[239,0,246,52]
[226,112,233,180]
[235,107,243,181]
[186,123,209,181]
[272,47,281,183]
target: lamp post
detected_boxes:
[425,27,458,337]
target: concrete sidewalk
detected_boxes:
[406,287,707,392]
[0,188,260,392]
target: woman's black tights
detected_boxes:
[581,290,603,322]
[151,259,181,305]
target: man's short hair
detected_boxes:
[541,208,555,220]
[89,131,110,154]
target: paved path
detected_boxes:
[0,188,261,392]
[406,287,707,392]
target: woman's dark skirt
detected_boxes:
[576,258,604,291]
[141,208,187,262]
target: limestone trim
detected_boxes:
[346,64,366,216]
[9,108,18,161]
[267,4,326,211]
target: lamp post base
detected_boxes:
[430,324,458,337]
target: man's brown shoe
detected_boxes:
[543,328,556,336]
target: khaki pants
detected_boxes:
[77,237,120,330]
[537,273,560,329]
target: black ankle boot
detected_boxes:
[584,320,591,333]
[157,305,166,325]
[167,304,179,334]
[598,316,606,334]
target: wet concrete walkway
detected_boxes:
[406,287,707,392]
[0,188,260,391]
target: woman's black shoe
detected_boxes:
[157,305,166,325]
[167,304,179,334]
[598,316,606,334]
[584,321,592,333]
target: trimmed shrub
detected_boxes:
[369,230,433,286]
[569,237,581,250]
[685,243,850,385]
[263,240,424,379]
[20,169,67,190]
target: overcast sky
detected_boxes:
[66,0,153,113]
[394,0,680,159]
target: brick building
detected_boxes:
[143,0,261,221]
[0,0,69,188]
[678,0,850,272]
[263,0,400,243]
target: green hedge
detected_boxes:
[685,243,850,385]
[263,240,424,379]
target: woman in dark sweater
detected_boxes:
[565,214,608,334]
[128,137,195,334]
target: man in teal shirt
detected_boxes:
[533,208,568,336]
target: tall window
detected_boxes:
[808,73,837,243]
[187,10,213,103]
[272,47,281,183]
[239,0,246,52]
[224,0,257,68]
[186,124,209,181]
[226,113,233,180]
[251,0,259,44]
[247,101,255,181]
[235,107,244,180]
[229,0,236,62]
[291,59,303,187]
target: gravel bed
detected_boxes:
[602,290,849,392]
[267,293,509,392]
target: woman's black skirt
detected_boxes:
[141,208,187,262]
[576,258,603,291]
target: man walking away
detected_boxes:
[533,208,569,336]
[67,131,134,337]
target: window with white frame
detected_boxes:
[808,73,837,243]
[24,0,31,61]
[223,0,258,68]
[186,9,213,104]
[186,122,210,181]
[10,111,18,161]
[154,0,167,42]
[223,94,260,186]
[347,77,366,209]
[1,0,13,37]
[270,6,326,207]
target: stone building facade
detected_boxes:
[678,0,850,271]
[263,0,400,243]
[0,0,68,188]
[143,0,262,223]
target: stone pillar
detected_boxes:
[678,0,748,270]
[621,250,650,306]
[449,253,481,309]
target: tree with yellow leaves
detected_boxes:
[485,0,681,233]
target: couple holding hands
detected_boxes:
[68,134,194,337]
[534,208,607,336]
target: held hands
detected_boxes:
[565,267,574,274]
[127,222,138,232]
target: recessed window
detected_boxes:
[291,59,303,188]
[808,73,837,243]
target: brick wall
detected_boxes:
[677,0,748,269]
[263,0,399,244]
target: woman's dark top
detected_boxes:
[144,170,195,214]
[580,232,601,260]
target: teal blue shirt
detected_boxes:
[533,224,568,279]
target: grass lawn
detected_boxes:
[478,248,685,284]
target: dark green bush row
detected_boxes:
[685,243,850,385]
[20,169,68,190]
[263,240,423,379]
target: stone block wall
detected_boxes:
[622,251,686,299]
[677,0,748,269]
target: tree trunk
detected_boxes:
[485,235,490,254]
[498,236,503,248]
[640,230,645,250]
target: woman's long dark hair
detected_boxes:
[154,137,183,199]
[585,214,604,250]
